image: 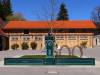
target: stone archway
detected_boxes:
[72,45,83,58]
[59,45,71,55]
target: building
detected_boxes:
[93,28,100,47]
[0,18,9,51]
[93,34,100,47]
[0,18,5,28]
[3,20,96,50]
[0,29,9,51]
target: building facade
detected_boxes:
[93,34,100,47]
[3,20,96,50]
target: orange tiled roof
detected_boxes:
[4,20,96,29]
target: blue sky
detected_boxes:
[11,0,100,21]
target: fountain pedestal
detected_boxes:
[45,34,55,58]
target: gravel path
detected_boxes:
[0,66,100,75]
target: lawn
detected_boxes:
[20,55,79,58]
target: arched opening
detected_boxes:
[59,45,71,55]
[72,45,83,58]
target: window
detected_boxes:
[22,36,30,41]
[11,36,18,41]
[68,35,76,40]
[56,35,64,40]
[80,35,88,40]
[35,35,42,41]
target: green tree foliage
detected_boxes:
[0,0,12,21]
[21,42,29,50]
[57,3,69,20]
[6,13,26,21]
[30,42,37,50]
[80,41,87,49]
[11,43,19,50]
[91,6,100,28]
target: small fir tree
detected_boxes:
[30,42,37,50]
[11,43,19,50]
[21,42,29,50]
[57,3,69,20]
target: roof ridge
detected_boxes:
[8,20,91,22]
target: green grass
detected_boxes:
[20,55,79,58]
[55,55,79,58]
[21,55,46,58]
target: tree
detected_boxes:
[6,13,26,21]
[57,3,69,20]
[91,6,100,28]
[80,41,87,49]
[11,43,19,50]
[0,0,12,21]
[21,42,29,50]
[30,42,37,50]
